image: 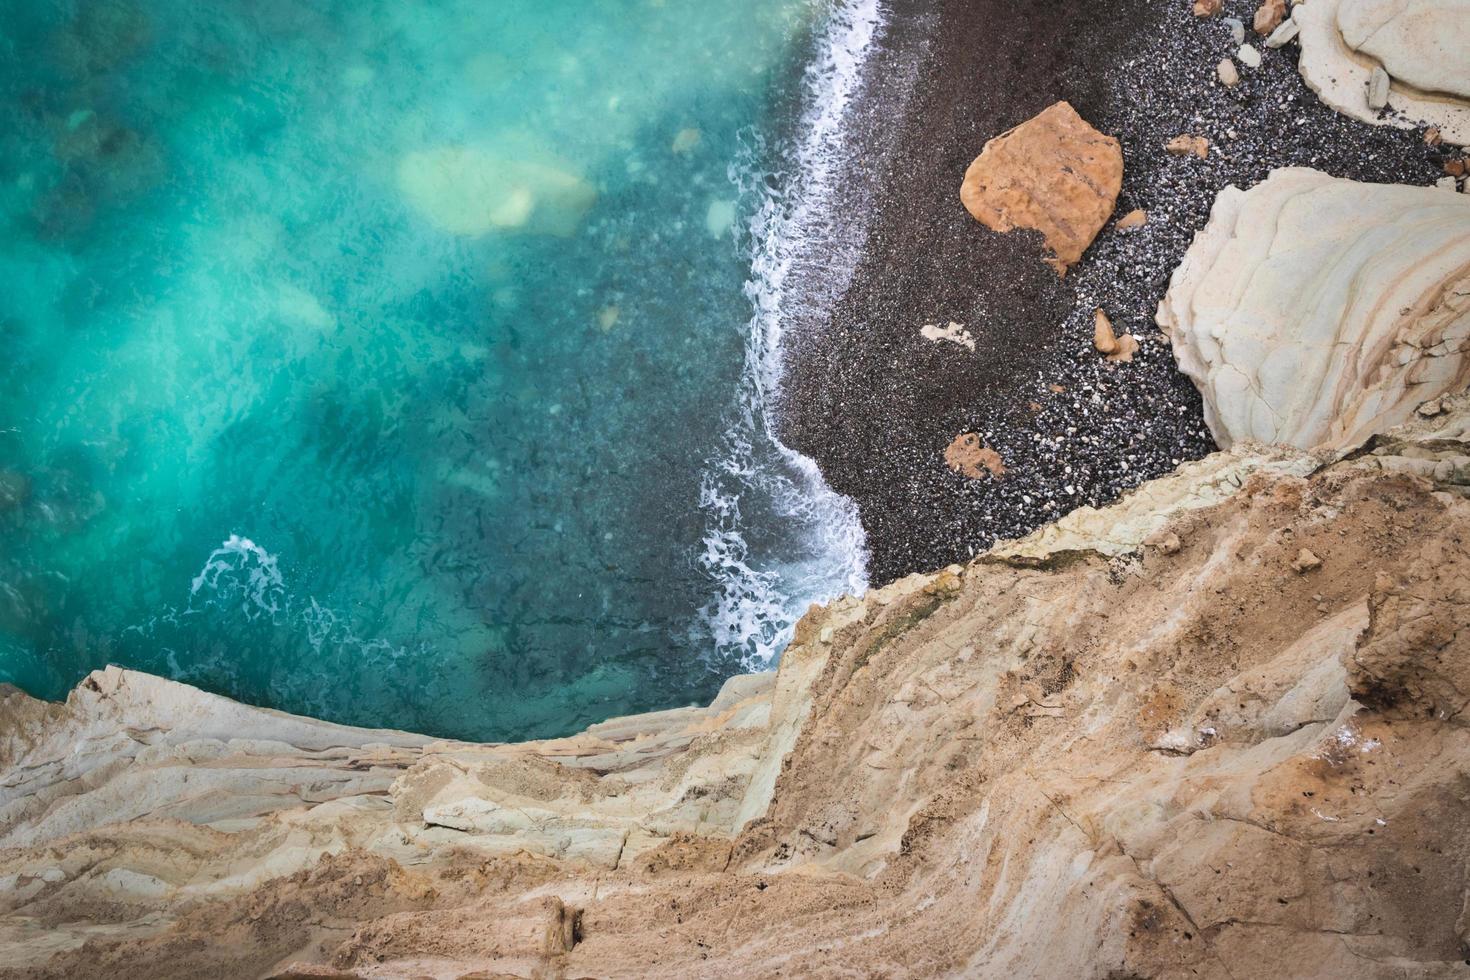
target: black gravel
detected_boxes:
[778,0,1447,585]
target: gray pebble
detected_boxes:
[1265,17,1299,48]
[1368,66,1390,110]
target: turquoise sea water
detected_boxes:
[0,0,870,740]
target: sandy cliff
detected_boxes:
[3,388,1469,978]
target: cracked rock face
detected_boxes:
[1158,167,1470,450]
[959,101,1123,275]
[1297,0,1470,144]
[3,398,1470,978]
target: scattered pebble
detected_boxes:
[1252,0,1286,35]
[1167,134,1211,158]
[1238,43,1262,68]
[1265,18,1299,48]
[1223,17,1246,44]
[1292,548,1323,573]
[1217,59,1240,87]
[1368,67,1390,110]
[1115,208,1149,231]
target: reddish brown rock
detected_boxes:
[1253,0,1287,35]
[1166,134,1210,158]
[1094,309,1140,363]
[1115,208,1148,231]
[1193,0,1223,15]
[944,433,1006,479]
[959,101,1123,276]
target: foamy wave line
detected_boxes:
[696,0,884,670]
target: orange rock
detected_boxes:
[1193,0,1223,15]
[1094,309,1140,363]
[1447,158,1467,178]
[1115,208,1148,231]
[1166,134,1210,159]
[960,101,1123,276]
[1253,0,1286,35]
[1093,309,1119,354]
[944,433,1006,479]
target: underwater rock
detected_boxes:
[959,101,1123,275]
[396,146,598,238]
[1158,167,1470,450]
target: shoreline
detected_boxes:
[696,0,934,670]
[779,0,1447,584]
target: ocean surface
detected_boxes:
[0,0,874,740]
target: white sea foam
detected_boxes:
[189,534,286,621]
[696,0,885,670]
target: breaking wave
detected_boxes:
[695,0,884,670]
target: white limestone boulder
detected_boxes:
[1296,0,1470,144]
[1158,168,1470,450]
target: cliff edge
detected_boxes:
[3,388,1469,978]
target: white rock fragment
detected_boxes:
[920,321,976,352]
[1238,43,1262,68]
[1224,17,1246,44]
[1440,176,1462,191]
[1368,66,1391,110]
[1218,58,1240,87]
[1265,17,1300,48]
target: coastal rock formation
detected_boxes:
[1158,167,1470,450]
[1297,0,1470,144]
[5,395,1470,978]
[959,101,1122,275]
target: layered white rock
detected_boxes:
[1296,0,1470,144]
[1158,167,1470,450]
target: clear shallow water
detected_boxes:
[0,0,869,740]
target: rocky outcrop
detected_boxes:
[959,101,1123,275]
[1158,167,1470,450]
[1296,0,1470,144]
[4,394,1470,978]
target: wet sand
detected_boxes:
[779,0,1445,584]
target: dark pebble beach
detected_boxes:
[778,0,1448,585]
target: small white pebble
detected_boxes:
[1238,44,1262,68]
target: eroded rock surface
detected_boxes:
[959,101,1123,275]
[1297,0,1470,144]
[1158,167,1470,450]
[4,395,1470,978]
